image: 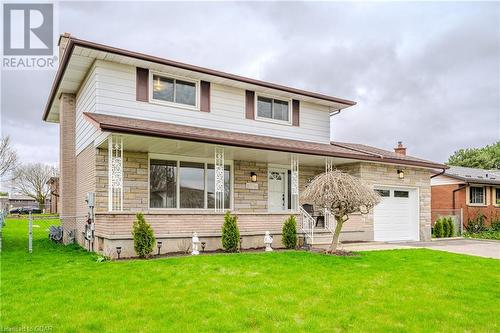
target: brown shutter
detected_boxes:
[200,81,211,112]
[245,90,255,120]
[292,99,300,126]
[136,67,149,102]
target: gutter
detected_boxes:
[430,167,447,178]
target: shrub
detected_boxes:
[447,217,455,237]
[222,211,240,252]
[491,215,500,231]
[433,219,444,238]
[282,215,297,249]
[132,213,156,258]
[465,212,486,233]
[442,218,450,238]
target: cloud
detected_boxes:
[1,0,498,173]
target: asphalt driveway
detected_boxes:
[343,239,500,259]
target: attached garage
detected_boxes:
[373,187,419,241]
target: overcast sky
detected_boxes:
[1,1,499,171]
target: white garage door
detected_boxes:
[373,187,419,242]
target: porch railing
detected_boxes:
[324,208,336,234]
[299,206,315,245]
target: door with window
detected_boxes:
[268,169,288,211]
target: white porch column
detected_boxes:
[108,135,123,212]
[214,147,225,212]
[291,154,299,211]
[325,157,335,173]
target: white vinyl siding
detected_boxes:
[75,64,99,154]
[90,60,331,144]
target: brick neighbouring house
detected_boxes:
[42,34,446,258]
[431,166,500,227]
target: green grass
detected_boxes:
[1,218,499,332]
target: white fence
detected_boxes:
[431,209,463,236]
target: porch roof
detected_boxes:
[84,112,446,170]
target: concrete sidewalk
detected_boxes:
[342,239,500,259]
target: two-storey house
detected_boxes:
[43,34,446,257]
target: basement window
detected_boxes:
[469,186,485,205]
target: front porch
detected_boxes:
[87,133,372,256]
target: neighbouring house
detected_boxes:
[47,177,60,214]
[42,34,446,258]
[431,166,500,227]
[7,194,40,210]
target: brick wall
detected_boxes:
[75,144,96,245]
[432,184,500,226]
[59,93,77,243]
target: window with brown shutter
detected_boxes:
[200,81,210,112]
[245,90,255,119]
[292,99,300,126]
[136,67,149,102]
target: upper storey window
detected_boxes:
[256,95,291,123]
[151,73,197,107]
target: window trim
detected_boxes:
[255,93,293,125]
[494,187,500,207]
[148,153,233,211]
[149,71,201,111]
[468,185,486,206]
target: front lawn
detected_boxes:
[1,218,499,332]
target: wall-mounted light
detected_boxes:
[397,169,404,179]
[250,172,257,182]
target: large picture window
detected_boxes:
[152,74,197,107]
[257,96,290,122]
[495,188,500,206]
[180,162,205,208]
[469,186,485,205]
[149,160,177,208]
[149,158,231,209]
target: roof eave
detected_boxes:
[43,37,357,122]
[84,113,446,170]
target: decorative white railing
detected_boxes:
[324,208,336,234]
[299,206,315,245]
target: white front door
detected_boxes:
[268,169,287,211]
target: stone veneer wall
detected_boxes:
[233,161,268,212]
[95,149,149,212]
[95,155,326,214]
[359,163,432,241]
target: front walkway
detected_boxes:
[343,239,500,259]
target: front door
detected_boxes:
[268,169,287,211]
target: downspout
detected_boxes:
[452,184,466,210]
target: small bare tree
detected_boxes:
[13,163,58,209]
[300,170,380,252]
[0,136,18,179]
